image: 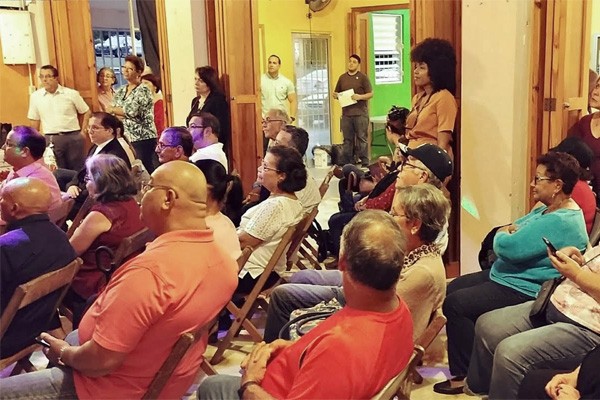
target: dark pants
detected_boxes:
[54,168,77,191]
[132,138,159,174]
[442,270,534,376]
[338,164,365,212]
[517,369,565,399]
[235,271,280,295]
[46,132,85,170]
[327,211,357,257]
[341,114,369,165]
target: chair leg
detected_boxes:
[200,359,218,376]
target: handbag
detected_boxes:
[279,298,342,340]
[529,276,565,324]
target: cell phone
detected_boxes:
[542,237,558,256]
[35,336,51,348]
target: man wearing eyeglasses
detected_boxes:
[261,108,289,154]
[188,111,228,171]
[155,126,193,164]
[28,65,91,171]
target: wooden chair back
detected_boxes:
[318,166,335,198]
[210,224,298,364]
[286,208,319,271]
[48,197,75,227]
[589,208,600,246]
[370,345,424,400]
[237,246,254,272]
[66,195,95,238]
[142,318,216,399]
[412,308,447,384]
[95,227,155,280]
[0,258,82,371]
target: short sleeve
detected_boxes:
[27,93,40,120]
[436,91,457,133]
[287,78,296,94]
[244,199,286,241]
[72,90,90,114]
[362,74,373,93]
[92,266,166,353]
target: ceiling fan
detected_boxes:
[305,0,331,13]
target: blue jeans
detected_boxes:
[197,374,240,400]
[466,301,600,400]
[341,114,369,165]
[442,270,533,376]
[0,331,80,399]
[263,270,345,343]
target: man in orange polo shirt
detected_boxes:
[1,161,238,399]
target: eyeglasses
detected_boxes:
[188,124,205,129]
[155,142,178,151]
[141,182,179,198]
[88,125,107,131]
[261,163,280,173]
[401,161,427,174]
[533,176,556,184]
[262,117,285,124]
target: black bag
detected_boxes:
[307,219,330,262]
[529,276,565,325]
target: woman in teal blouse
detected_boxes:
[434,151,588,395]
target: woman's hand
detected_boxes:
[40,332,70,366]
[549,249,583,281]
[354,197,367,211]
[66,186,81,199]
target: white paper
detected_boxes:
[338,89,357,108]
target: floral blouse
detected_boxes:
[112,84,157,142]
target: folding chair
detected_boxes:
[370,345,424,400]
[412,308,447,384]
[286,208,319,272]
[142,318,216,399]
[0,258,82,374]
[48,197,75,227]
[318,166,335,198]
[94,227,156,282]
[66,195,95,238]
[589,208,600,246]
[210,224,297,364]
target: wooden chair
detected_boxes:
[48,197,75,227]
[412,308,447,384]
[318,166,335,198]
[589,208,600,247]
[210,224,297,364]
[371,345,424,400]
[66,195,95,238]
[286,208,319,272]
[0,258,82,374]
[94,227,156,282]
[237,246,254,272]
[142,319,216,399]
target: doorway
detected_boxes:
[292,33,332,160]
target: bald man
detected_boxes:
[1,162,239,399]
[0,177,77,358]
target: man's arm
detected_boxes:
[41,333,127,377]
[30,119,41,131]
[79,109,91,134]
[288,92,298,122]
[351,91,373,101]
[239,340,292,400]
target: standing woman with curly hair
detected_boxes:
[406,38,458,159]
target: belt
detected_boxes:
[46,130,79,136]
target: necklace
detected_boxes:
[403,243,440,269]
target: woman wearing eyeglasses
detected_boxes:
[186,66,230,152]
[405,38,457,158]
[65,154,145,326]
[237,145,306,293]
[96,67,116,112]
[434,151,588,396]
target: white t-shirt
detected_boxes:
[295,173,321,214]
[238,196,303,278]
[189,142,228,172]
[28,85,90,133]
[206,212,242,261]
[260,73,295,116]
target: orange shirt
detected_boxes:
[405,89,457,148]
[74,230,238,399]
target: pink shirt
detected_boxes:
[2,160,62,211]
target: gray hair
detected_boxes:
[268,108,290,124]
[395,183,450,243]
[340,210,406,290]
[86,154,137,203]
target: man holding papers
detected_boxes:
[333,54,373,167]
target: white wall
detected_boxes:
[164,0,208,125]
[460,0,532,274]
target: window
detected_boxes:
[94,29,143,86]
[372,14,402,84]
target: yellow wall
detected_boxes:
[591,0,600,72]
[257,0,409,143]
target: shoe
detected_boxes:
[323,256,338,269]
[433,377,466,395]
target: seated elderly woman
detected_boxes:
[465,244,600,399]
[64,154,145,323]
[194,159,242,260]
[434,151,589,395]
[263,183,450,342]
[237,145,306,293]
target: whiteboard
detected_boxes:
[0,10,36,64]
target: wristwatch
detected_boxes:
[238,380,260,398]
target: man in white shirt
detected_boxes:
[28,65,91,171]
[261,55,297,121]
[188,112,228,171]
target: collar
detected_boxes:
[94,138,115,153]
[265,72,279,80]
[14,160,45,176]
[145,229,214,251]
[403,243,440,269]
[42,84,64,96]
[6,213,51,231]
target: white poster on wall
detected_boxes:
[0,10,36,64]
